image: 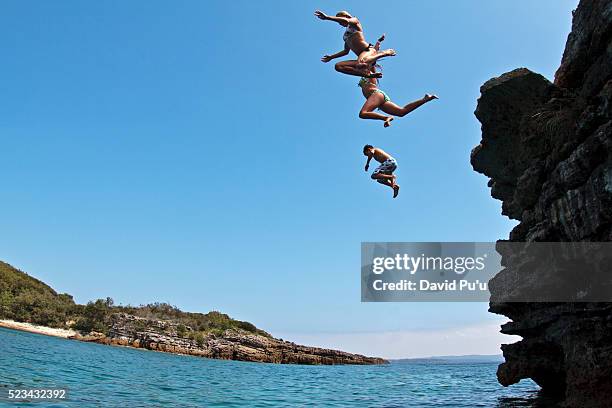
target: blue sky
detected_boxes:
[1,1,577,357]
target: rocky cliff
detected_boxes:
[72,313,387,365]
[470,0,612,406]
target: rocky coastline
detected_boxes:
[69,313,387,365]
[1,260,387,366]
[471,0,612,406]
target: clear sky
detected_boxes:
[1,1,577,358]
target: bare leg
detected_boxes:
[359,48,396,66]
[372,173,400,197]
[335,60,382,78]
[380,94,438,117]
[376,178,394,187]
[359,93,394,127]
[372,173,395,185]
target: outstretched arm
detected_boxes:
[365,155,373,171]
[314,10,358,26]
[322,43,350,63]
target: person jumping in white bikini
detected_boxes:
[315,10,396,78]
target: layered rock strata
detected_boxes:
[72,313,387,365]
[471,1,612,406]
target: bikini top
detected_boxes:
[358,77,376,88]
[343,24,359,42]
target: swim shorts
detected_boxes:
[372,158,397,176]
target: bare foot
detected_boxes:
[384,117,394,128]
[393,184,400,198]
[424,94,439,102]
[382,49,396,57]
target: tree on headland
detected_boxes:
[72,299,114,334]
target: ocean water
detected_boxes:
[0,327,553,407]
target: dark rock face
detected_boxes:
[471,1,612,406]
[71,313,387,365]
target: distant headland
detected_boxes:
[0,261,386,365]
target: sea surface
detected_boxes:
[0,327,555,407]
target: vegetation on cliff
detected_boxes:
[0,261,269,337]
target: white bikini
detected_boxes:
[343,24,359,43]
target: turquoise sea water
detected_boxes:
[0,327,552,407]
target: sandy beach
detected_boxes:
[0,319,76,338]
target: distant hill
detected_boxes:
[0,260,269,337]
[0,261,76,328]
[393,354,503,364]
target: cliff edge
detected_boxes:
[471,1,612,406]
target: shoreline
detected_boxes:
[0,318,388,365]
[0,319,77,338]
[0,322,212,360]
